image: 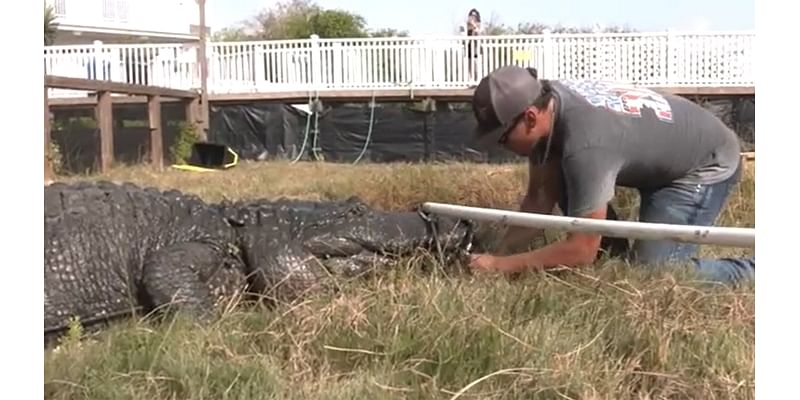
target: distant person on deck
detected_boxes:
[465,8,481,80]
[466,65,755,284]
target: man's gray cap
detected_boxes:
[471,65,543,148]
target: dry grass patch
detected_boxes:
[46,160,755,400]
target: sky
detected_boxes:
[206,0,754,35]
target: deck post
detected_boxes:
[44,85,54,184]
[148,95,164,171]
[197,0,210,137]
[95,90,114,174]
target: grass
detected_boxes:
[45,160,755,400]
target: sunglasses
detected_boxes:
[497,113,526,145]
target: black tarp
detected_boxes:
[209,95,755,163]
[209,101,520,163]
[50,103,187,174]
[50,94,755,174]
[209,103,307,160]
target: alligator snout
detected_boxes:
[426,214,477,253]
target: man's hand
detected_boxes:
[468,253,503,272]
[471,205,608,275]
[497,158,562,254]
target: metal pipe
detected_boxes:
[421,202,755,248]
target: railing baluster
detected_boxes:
[42,31,753,98]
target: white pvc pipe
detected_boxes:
[421,202,755,248]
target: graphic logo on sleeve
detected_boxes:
[562,80,674,123]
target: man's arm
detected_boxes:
[485,149,621,274]
[495,206,607,273]
[496,157,561,253]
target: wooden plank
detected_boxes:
[95,91,114,174]
[208,88,477,103]
[48,95,183,107]
[656,86,755,96]
[148,95,164,171]
[48,85,756,109]
[206,86,755,104]
[44,85,54,184]
[197,0,210,133]
[45,75,199,100]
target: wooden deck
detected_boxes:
[47,85,755,108]
[45,75,202,180]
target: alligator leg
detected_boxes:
[140,241,243,322]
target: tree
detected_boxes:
[44,4,57,45]
[306,9,368,38]
[480,13,516,36]
[516,22,636,34]
[368,28,409,38]
[211,26,252,42]
[218,0,372,41]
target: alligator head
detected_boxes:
[300,205,477,276]
[216,197,477,301]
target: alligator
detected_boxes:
[44,180,475,346]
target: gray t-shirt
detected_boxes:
[530,80,742,217]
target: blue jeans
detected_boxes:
[560,162,755,285]
[630,163,754,284]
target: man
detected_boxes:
[467,65,754,284]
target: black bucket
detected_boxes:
[171,142,239,172]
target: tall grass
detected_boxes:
[45,160,755,400]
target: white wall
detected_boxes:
[48,0,200,38]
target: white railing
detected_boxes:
[44,30,755,99]
[44,41,199,97]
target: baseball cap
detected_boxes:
[471,65,543,149]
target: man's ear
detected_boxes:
[523,106,538,127]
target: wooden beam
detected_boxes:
[208,88,478,104]
[148,95,164,171]
[656,86,755,96]
[44,85,54,184]
[47,85,756,108]
[45,75,199,100]
[207,86,755,104]
[197,0,210,135]
[95,91,114,174]
[48,95,183,108]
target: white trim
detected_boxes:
[56,24,198,41]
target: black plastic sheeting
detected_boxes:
[209,101,519,163]
[209,96,755,163]
[50,103,188,174]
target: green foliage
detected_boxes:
[306,9,368,38]
[217,0,371,41]
[48,139,64,175]
[211,26,253,42]
[515,22,637,34]
[169,122,200,164]
[369,28,410,38]
[459,11,637,36]
[44,3,57,45]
